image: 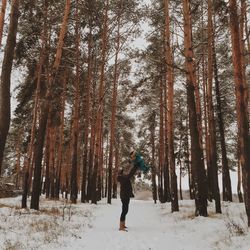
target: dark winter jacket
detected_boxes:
[117,165,138,200]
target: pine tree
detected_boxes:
[228,0,250,226]
[182,0,207,216]
[0,0,20,175]
[30,0,71,210]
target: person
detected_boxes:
[117,164,138,231]
[130,151,150,173]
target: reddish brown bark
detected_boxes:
[107,7,121,204]
[70,0,80,204]
[207,0,221,213]
[229,0,250,226]
[31,0,71,210]
[0,0,19,174]
[91,0,109,204]
[182,0,207,216]
[164,0,178,212]
[81,26,93,202]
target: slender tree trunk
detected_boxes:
[45,124,51,198]
[55,71,67,199]
[30,104,49,210]
[104,133,109,198]
[178,127,183,201]
[27,4,49,202]
[98,123,104,201]
[112,134,120,199]
[159,75,165,203]
[81,26,93,203]
[237,141,244,203]
[229,0,250,226]
[179,160,183,200]
[182,0,207,216]
[0,0,19,174]
[107,9,121,204]
[212,37,232,202]
[164,0,178,212]
[0,0,7,47]
[207,0,221,213]
[150,111,157,203]
[30,0,71,210]
[91,0,109,204]
[50,127,56,198]
[70,0,80,204]
[185,110,194,199]
[163,82,170,202]
[201,54,211,201]
[87,108,96,201]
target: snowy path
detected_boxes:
[79,199,170,250]
[66,199,225,250]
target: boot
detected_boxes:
[119,221,127,231]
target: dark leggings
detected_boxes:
[120,198,130,221]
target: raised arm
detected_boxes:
[126,164,138,179]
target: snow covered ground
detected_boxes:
[0,195,250,250]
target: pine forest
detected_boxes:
[0,0,250,249]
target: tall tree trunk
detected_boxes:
[98,122,104,201]
[150,111,157,203]
[22,18,48,205]
[30,0,71,210]
[70,0,80,204]
[182,0,207,216]
[81,26,93,203]
[107,9,121,204]
[112,134,120,199]
[229,0,250,226]
[212,37,232,202]
[178,127,183,201]
[207,0,221,213]
[87,108,96,201]
[30,104,49,210]
[164,0,178,212]
[45,123,51,198]
[185,109,194,199]
[104,133,109,198]
[159,76,165,203]
[0,0,7,47]
[0,0,19,174]
[50,127,56,198]
[163,80,170,202]
[91,0,109,204]
[55,71,67,199]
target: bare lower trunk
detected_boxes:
[212,40,232,202]
[30,0,71,210]
[229,0,250,226]
[0,0,19,174]
[182,0,207,216]
[207,0,221,213]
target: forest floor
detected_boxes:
[0,193,250,250]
